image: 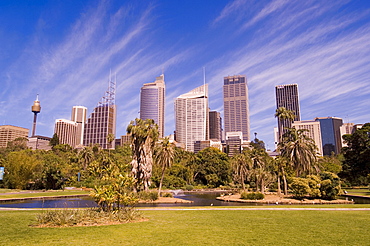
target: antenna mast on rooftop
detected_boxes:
[99,72,116,107]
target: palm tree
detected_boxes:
[230,153,252,191]
[154,137,175,196]
[274,156,289,195]
[127,118,159,192]
[248,148,275,193]
[278,128,319,177]
[275,107,295,142]
[79,146,94,170]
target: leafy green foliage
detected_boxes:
[289,173,341,200]
[240,192,265,200]
[278,128,319,177]
[3,150,42,189]
[320,172,341,200]
[49,133,60,147]
[318,154,342,174]
[137,190,159,201]
[290,177,311,199]
[340,123,370,185]
[195,147,231,187]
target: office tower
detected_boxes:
[292,120,323,156]
[315,117,343,156]
[223,75,250,141]
[340,123,355,148]
[175,84,209,152]
[71,106,87,146]
[140,74,165,138]
[54,119,78,148]
[84,76,116,149]
[0,125,29,148]
[275,84,301,139]
[209,111,222,141]
[225,131,243,157]
[194,139,222,154]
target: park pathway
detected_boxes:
[1,207,369,211]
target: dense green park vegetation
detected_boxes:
[0,118,370,203]
[1,209,370,245]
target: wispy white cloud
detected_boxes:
[212,0,247,25]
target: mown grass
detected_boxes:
[0,190,89,199]
[345,188,370,197]
[1,208,369,245]
[0,188,21,193]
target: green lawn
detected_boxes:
[345,188,370,197]
[1,209,369,246]
[0,190,89,199]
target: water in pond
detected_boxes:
[0,191,257,208]
[1,191,368,208]
[0,197,97,209]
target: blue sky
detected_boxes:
[1,0,370,150]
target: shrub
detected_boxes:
[185,185,194,191]
[240,192,265,200]
[138,191,159,201]
[34,208,142,227]
[290,177,310,199]
[307,175,321,198]
[320,172,341,200]
[161,192,173,198]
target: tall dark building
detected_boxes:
[84,76,116,149]
[209,111,222,141]
[223,75,250,141]
[315,117,343,156]
[275,84,301,139]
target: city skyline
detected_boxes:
[1,0,370,149]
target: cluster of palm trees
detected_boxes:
[230,107,322,195]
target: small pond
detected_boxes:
[0,191,260,208]
[0,191,369,208]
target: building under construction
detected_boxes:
[83,75,116,149]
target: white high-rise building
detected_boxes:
[175,84,209,152]
[292,120,323,156]
[71,106,87,146]
[140,74,165,138]
[54,119,78,148]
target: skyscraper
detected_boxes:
[175,84,208,152]
[84,76,116,149]
[315,117,343,156]
[54,119,78,148]
[209,111,222,141]
[275,84,301,138]
[292,120,323,156]
[71,106,87,146]
[223,75,250,141]
[140,74,165,138]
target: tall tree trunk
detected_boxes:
[158,167,166,196]
[282,167,288,195]
[277,175,281,196]
[241,174,245,191]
